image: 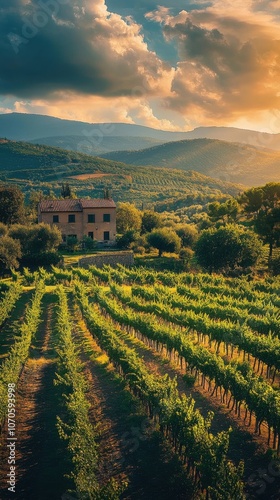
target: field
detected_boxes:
[0,266,280,499]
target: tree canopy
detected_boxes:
[195,224,262,273]
[9,223,62,258]
[175,224,198,248]
[60,182,76,199]
[141,210,162,234]
[147,228,181,257]
[239,183,280,257]
[0,236,22,273]
[0,185,25,225]
[208,199,239,224]
[116,202,142,234]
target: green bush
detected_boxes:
[65,236,79,253]
[179,248,194,270]
[21,251,62,268]
[81,235,98,251]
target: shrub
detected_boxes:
[65,236,79,253]
[117,230,139,249]
[21,251,62,268]
[81,236,98,251]
[179,248,194,270]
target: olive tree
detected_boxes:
[147,228,181,257]
[195,224,262,273]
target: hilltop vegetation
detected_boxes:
[0,139,241,207]
[102,138,280,186]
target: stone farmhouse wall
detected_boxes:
[78,251,134,269]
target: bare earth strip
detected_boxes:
[69,172,132,180]
[0,292,70,500]
[71,301,194,499]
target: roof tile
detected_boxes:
[81,199,116,209]
[39,198,116,212]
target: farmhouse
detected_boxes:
[38,198,116,244]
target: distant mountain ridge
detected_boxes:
[0,112,190,141]
[29,135,165,155]
[1,112,280,151]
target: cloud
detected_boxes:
[147,3,280,124]
[1,0,280,131]
[7,92,187,131]
[106,1,192,17]
[0,0,173,100]
[10,94,136,124]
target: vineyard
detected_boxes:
[0,266,280,499]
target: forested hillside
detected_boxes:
[0,139,241,207]
[102,138,280,186]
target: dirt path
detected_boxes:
[0,292,70,500]
[71,301,194,499]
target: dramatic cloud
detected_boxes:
[1,0,280,131]
[2,93,184,132]
[0,0,173,99]
[147,2,280,124]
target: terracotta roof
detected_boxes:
[81,199,116,209]
[39,198,116,212]
[39,199,82,212]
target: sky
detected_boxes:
[1,0,280,132]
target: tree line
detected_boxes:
[115,182,280,275]
[0,182,279,275]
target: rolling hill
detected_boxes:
[0,139,242,208]
[101,138,280,186]
[29,134,165,155]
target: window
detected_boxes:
[88,214,95,223]
[103,213,110,222]
[68,234,77,239]
[88,232,94,239]
[53,215,59,223]
[68,214,75,223]
[104,231,110,241]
